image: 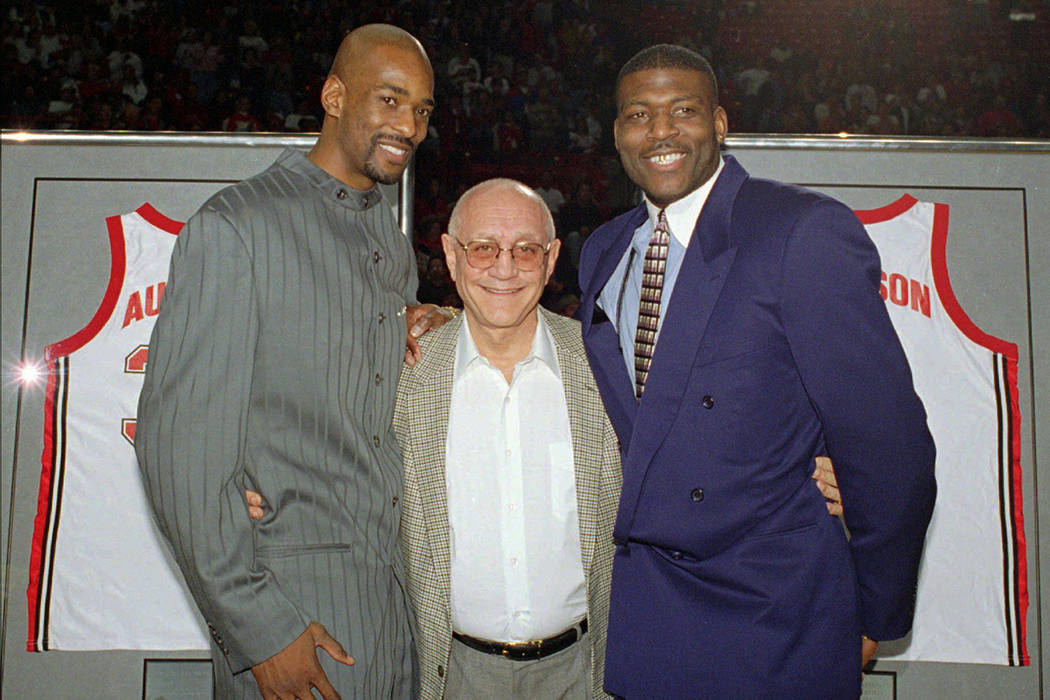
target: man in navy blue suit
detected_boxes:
[577,44,936,698]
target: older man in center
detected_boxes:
[394,178,622,699]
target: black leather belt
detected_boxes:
[452,618,588,661]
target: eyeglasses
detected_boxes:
[453,238,552,271]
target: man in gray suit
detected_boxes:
[136,24,444,700]
[394,179,622,699]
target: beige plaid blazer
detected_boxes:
[394,308,622,699]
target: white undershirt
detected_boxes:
[446,313,586,641]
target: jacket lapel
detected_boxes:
[543,309,604,575]
[580,204,647,444]
[614,156,749,541]
[407,316,461,597]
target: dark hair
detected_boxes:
[616,44,718,106]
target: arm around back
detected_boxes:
[779,197,936,641]
[135,207,309,671]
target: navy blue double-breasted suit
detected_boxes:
[578,155,936,698]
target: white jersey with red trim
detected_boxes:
[28,204,209,651]
[856,195,1027,665]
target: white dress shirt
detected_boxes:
[446,313,586,641]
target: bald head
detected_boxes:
[331,24,432,82]
[310,23,434,189]
[449,178,556,243]
[442,178,561,353]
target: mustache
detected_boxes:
[371,133,416,151]
[646,140,687,153]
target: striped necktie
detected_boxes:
[634,209,670,399]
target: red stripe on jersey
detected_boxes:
[137,202,183,235]
[45,217,127,360]
[27,359,62,651]
[929,201,1019,360]
[853,193,918,224]
[1004,354,1029,665]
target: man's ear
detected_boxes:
[714,105,728,145]
[441,233,458,282]
[544,238,562,284]
[319,74,345,118]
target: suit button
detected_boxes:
[702,395,714,409]
[375,373,383,385]
[670,551,683,560]
[373,435,381,447]
[392,495,399,506]
[438,665,445,677]
[690,488,705,502]
[336,189,348,200]
[373,251,382,263]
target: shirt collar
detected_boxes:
[643,156,724,247]
[454,311,560,381]
[275,148,384,211]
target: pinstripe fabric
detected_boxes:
[136,149,417,698]
[395,308,621,699]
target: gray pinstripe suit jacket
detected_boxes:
[136,150,416,698]
[393,308,622,699]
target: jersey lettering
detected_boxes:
[121,418,136,445]
[880,270,931,317]
[121,282,165,328]
[124,345,150,373]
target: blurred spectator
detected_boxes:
[188,29,223,105]
[864,101,901,135]
[77,61,110,100]
[568,113,598,153]
[284,96,319,132]
[560,182,603,237]
[120,61,147,104]
[222,95,262,132]
[1023,92,1050,137]
[535,172,567,218]
[414,218,445,260]
[815,96,846,132]
[446,42,480,94]
[46,79,78,128]
[118,97,142,129]
[563,223,591,275]
[976,94,1025,136]
[171,81,208,130]
[141,94,165,130]
[9,84,42,127]
[85,98,116,130]
[415,178,451,230]
[416,255,456,306]
[1,0,1046,247]
[525,85,562,152]
[494,109,524,160]
[237,18,267,54]
[106,37,142,80]
[110,0,146,23]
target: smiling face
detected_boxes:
[442,182,560,343]
[614,67,727,208]
[323,41,435,189]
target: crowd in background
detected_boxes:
[4,0,1047,307]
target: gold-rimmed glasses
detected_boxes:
[452,238,553,271]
